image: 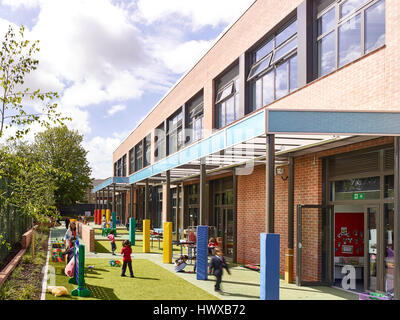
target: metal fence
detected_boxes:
[0,202,33,266]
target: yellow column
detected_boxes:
[101,209,105,222]
[285,248,294,283]
[143,219,150,253]
[106,209,111,224]
[163,222,172,264]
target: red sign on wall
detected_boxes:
[335,212,364,257]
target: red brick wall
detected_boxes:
[237,137,394,278]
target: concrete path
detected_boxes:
[49,225,358,300]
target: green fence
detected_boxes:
[0,202,33,266]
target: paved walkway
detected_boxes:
[50,225,358,300]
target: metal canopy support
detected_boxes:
[145,179,149,220]
[95,191,98,211]
[166,170,171,222]
[286,155,294,283]
[176,185,180,241]
[113,184,116,213]
[266,134,275,234]
[394,137,400,300]
[233,169,238,263]
[200,159,206,226]
[102,189,105,210]
[107,186,110,210]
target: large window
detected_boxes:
[134,141,143,172]
[167,109,184,155]
[215,64,240,129]
[317,0,385,77]
[129,148,134,175]
[248,19,298,113]
[122,154,126,177]
[186,92,204,145]
[144,134,151,167]
[154,123,166,162]
[114,155,126,177]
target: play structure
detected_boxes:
[51,239,66,263]
[68,239,91,297]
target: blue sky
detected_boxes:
[0,0,254,178]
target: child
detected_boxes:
[174,255,188,273]
[102,216,107,229]
[120,240,134,278]
[208,248,230,292]
[107,230,116,255]
[208,237,218,255]
[116,216,120,226]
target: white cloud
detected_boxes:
[83,131,130,178]
[134,0,255,31]
[107,104,126,116]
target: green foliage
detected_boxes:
[0,25,69,141]
[33,126,92,206]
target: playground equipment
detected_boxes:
[129,218,136,246]
[51,239,66,263]
[109,259,121,267]
[163,222,172,263]
[68,239,91,297]
[143,219,150,253]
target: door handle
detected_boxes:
[298,242,303,249]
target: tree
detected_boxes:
[0,25,68,141]
[33,126,92,207]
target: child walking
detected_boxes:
[120,240,134,278]
[208,248,230,292]
[107,229,116,255]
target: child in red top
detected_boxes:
[120,240,134,278]
[208,237,218,255]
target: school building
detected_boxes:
[93,0,400,298]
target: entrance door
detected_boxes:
[215,208,234,259]
[364,205,380,292]
[296,205,333,286]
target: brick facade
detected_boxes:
[237,136,394,279]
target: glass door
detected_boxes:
[224,208,234,259]
[364,205,379,292]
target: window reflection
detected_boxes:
[318,31,336,76]
[340,0,370,19]
[262,70,274,105]
[318,7,335,36]
[365,0,385,53]
[339,14,361,67]
[289,54,298,92]
[275,62,288,100]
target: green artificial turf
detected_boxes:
[94,228,129,235]
[45,258,217,300]
[94,240,182,254]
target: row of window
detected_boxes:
[114,0,386,176]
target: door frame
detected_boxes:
[296,204,334,286]
[363,204,384,292]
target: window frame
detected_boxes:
[215,77,240,129]
[247,17,298,113]
[186,97,204,145]
[316,0,385,77]
[167,108,184,156]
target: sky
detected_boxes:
[0,0,255,179]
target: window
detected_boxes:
[167,109,183,155]
[215,64,240,129]
[154,123,166,162]
[144,134,151,167]
[186,92,204,145]
[122,154,127,177]
[114,162,117,176]
[248,19,298,113]
[317,0,385,77]
[135,141,143,172]
[129,148,134,175]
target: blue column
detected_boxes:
[260,233,280,300]
[196,226,208,280]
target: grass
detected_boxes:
[94,228,129,235]
[94,240,184,255]
[45,258,218,300]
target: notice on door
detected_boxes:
[335,212,364,257]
